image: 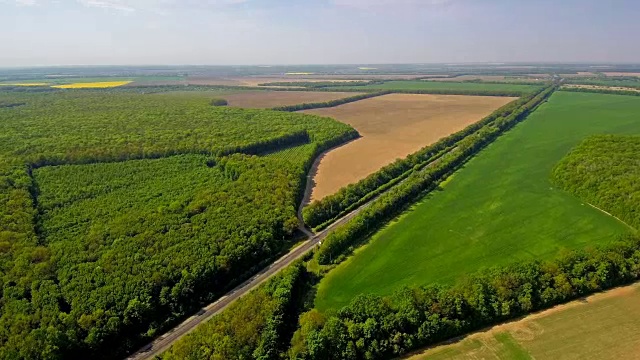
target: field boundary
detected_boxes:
[587,203,636,231]
[302,88,550,230]
[271,90,391,111]
[313,85,556,264]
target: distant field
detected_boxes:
[0,76,180,87]
[564,78,640,88]
[180,75,437,87]
[301,94,516,200]
[430,75,546,83]
[222,91,361,108]
[408,283,640,360]
[348,80,539,93]
[151,90,361,108]
[315,92,640,311]
[52,81,132,89]
[603,72,640,77]
[562,84,640,93]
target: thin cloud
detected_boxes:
[78,0,135,12]
[331,0,453,9]
[6,0,249,13]
[13,0,38,5]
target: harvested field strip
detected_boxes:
[408,283,640,360]
[315,92,639,310]
[302,94,516,200]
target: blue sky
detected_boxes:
[1,0,639,66]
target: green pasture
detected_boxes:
[316,92,640,311]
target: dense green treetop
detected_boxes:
[0,90,355,358]
[552,135,640,230]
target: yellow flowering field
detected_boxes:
[52,81,132,89]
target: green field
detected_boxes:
[316,92,640,311]
[565,78,640,88]
[346,80,540,93]
[410,283,640,360]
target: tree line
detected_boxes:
[271,91,391,112]
[292,236,640,359]
[303,86,554,230]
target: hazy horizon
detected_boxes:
[2,0,640,67]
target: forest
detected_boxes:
[162,263,307,360]
[552,135,640,230]
[0,90,355,358]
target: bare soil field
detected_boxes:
[221,91,362,108]
[559,72,596,78]
[563,84,640,92]
[302,94,515,200]
[407,283,640,360]
[603,72,640,77]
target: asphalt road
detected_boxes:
[126,147,450,360]
[126,197,371,360]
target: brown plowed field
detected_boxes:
[302,94,516,200]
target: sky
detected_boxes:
[1,0,640,67]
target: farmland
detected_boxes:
[315,92,640,311]
[429,75,546,83]
[3,63,640,360]
[302,94,516,200]
[562,84,640,93]
[342,80,541,93]
[409,283,640,360]
[51,80,132,88]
